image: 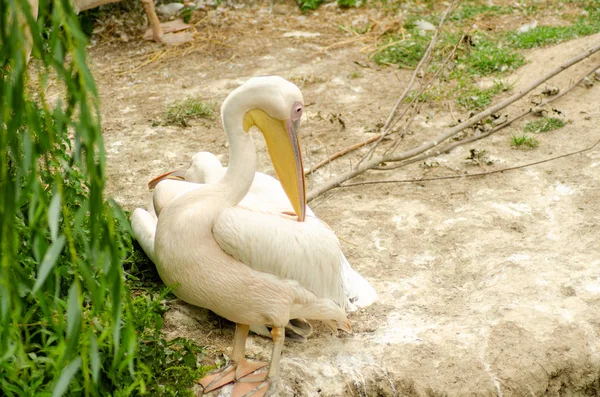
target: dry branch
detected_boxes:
[305,135,381,175]
[342,137,600,187]
[307,41,600,202]
[376,61,600,171]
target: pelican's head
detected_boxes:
[147,152,224,189]
[225,76,306,221]
[187,152,224,184]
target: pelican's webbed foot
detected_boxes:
[199,360,267,394]
[232,375,270,397]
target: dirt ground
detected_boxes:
[90,3,600,395]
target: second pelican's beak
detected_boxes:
[244,109,306,222]
[148,169,186,189]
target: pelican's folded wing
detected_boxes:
[213,204,346,308]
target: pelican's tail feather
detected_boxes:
[287,318,313,338]
[340,254,378,312]
[250,320,313,343]
[290,287,351,334]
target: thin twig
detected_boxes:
[306,41,600,201]
[380,0,457,134]
[339,137,600,188]
[305,135,381,175]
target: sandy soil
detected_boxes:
[89,3,600,395]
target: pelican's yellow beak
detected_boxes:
[244,109,306,222]
[147,169,186,189]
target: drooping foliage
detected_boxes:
[0,1,207,395]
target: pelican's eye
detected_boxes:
[291,101,303,121]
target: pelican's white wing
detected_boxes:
[213,202,346,308]
[238,172,378,310]
[131,208,158,263]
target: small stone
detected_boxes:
[532,106,548,117]
[542,85,559,96]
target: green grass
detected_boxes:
[511,134,540,149]
[506,13,600,49]
[449,4,512,22]
[456,80,511,110]
[462,37,525,76]
[298,0,322,10]
[374,29,524,77]
[337,0,357,8]
[523,117,565,133]
[163,98,214,127]
[373,34,429,68]
[299,0,359,10]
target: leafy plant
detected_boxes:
[511,134,540,149]
[337,0,357,8]
[0,1,209,395]
[523,117,565,133]
[298,0,323,10]
[163,97,214,127]
[456,80,511,110]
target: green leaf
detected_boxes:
[66,283,82,349]
[89,332,100,384]
[51,356,82,397]
[32,235,66,293]
[48,193,61,242]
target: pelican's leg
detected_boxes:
[199,324,268,394]
[232,326,285,397]
[140,0,164,42]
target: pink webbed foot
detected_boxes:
[232,377,270,397]
[198,360,267,394]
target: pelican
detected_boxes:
[131,76,358,396]
[137,151,378,313]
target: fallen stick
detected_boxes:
[305,135,380,175]
[306,41,600,201]
[341,137,600,187]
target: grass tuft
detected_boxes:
[456,80,511,110]
[449,4,512,22]
[462,37,525,76]
[523,117,565,133]
[373,35,429,68]
[164,98,214,127]
[511,134,540,149]
[506,14,600,49]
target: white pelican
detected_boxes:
[139,151,378,313]
[131,76,355,396]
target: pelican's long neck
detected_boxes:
[217,108,255,207]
